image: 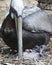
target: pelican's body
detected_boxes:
[0,13,49,51]
[0,5,51,51]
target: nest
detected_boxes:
[38,0,52,10]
